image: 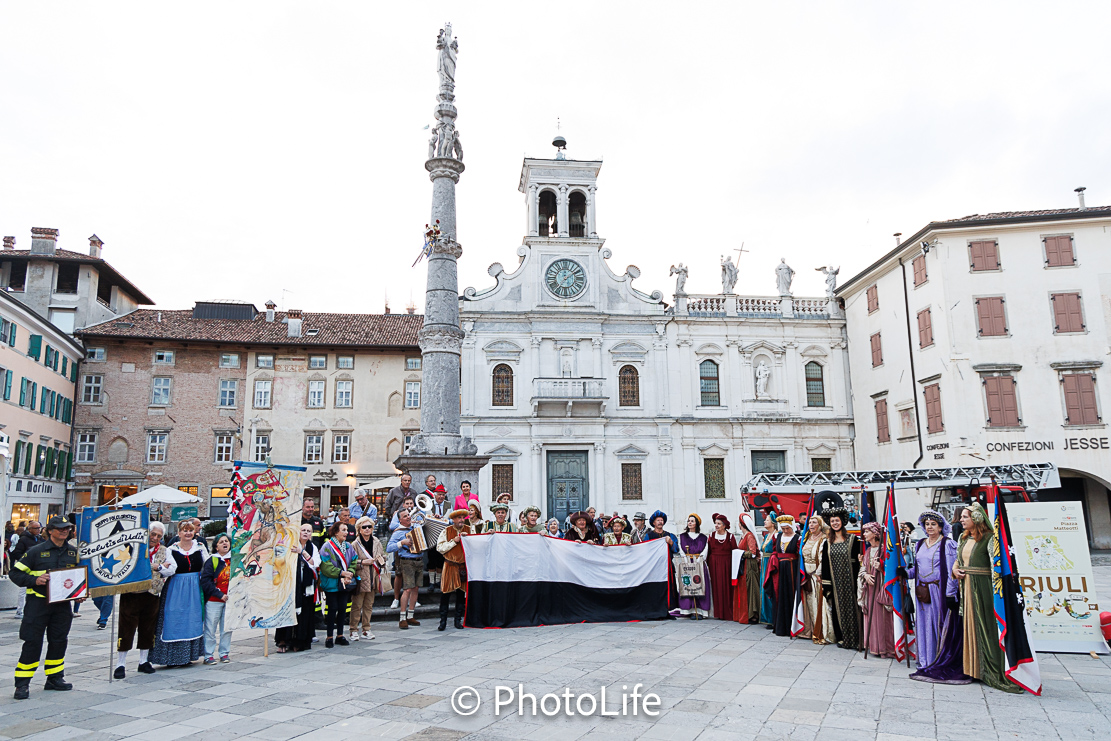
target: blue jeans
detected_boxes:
[203,600,232,658]
[93,596,114,626]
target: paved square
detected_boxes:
[2,556,1110,740]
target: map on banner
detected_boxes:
[76,504,152,598]
[225,461,305,630]
[1008,501,1108,654]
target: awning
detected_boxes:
[117,484,202,505]
[360,476,400,491]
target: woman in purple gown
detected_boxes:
[906,510,959,669]
[678,515,711,618]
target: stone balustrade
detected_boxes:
[673,294,838,320]
[534,378,608,398]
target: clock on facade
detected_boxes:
[545,259,587,299]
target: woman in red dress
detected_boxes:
[706,513,737,620]
[733,513,760,624]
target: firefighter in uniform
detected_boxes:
[10,515,83,700]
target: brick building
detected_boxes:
[72,301,422,518]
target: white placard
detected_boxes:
[1008,501,1108,654]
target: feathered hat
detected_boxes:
[918,509,952,537]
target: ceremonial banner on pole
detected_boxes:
[790,495,815,638]
[989,495,1043,694]
[1007,500,1107,655]
[461,534,669,628]
[77,505,152,598]
[225,461,306,630]
[882,486,915,662]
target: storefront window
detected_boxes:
[10,503,40,524]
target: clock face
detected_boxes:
[545,259,587,299]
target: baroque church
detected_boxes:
[459,140,854,524]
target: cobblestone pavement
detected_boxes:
[1,557,1109,741]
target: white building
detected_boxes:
[459,143,854,525]
[838,194,1111,547]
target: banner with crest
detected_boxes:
[77,504,152,598]
[225,461,306,630]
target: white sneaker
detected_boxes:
[415,601,421,608]
[14,611,22,619]
[390,599,399,609]
[361,630,373,640]
[349,633,359,642]
[311,636,319,643]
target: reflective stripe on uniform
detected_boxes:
[14,661,39,678]
[43,659,64,675]
[14,560,45,576]
[27,589,45,598]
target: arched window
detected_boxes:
[805,361,825,407]
[569,191,587,237]
[618,365,639,406]
[699,360,720,406]
[492,364,514,406]
[538,190,557,236]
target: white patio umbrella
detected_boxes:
[117,484,202,505]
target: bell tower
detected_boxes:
[519,137,602,240]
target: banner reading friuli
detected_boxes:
[225,461,305,630]
[1008,501,1108,654]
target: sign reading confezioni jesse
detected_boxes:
[1008,501,1108,654]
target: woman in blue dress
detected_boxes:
[758,517,777,626]
[149,520,205,667]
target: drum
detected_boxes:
[423,517,448,547]
[409,524,428,552]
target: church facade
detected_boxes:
[458,149,855,525]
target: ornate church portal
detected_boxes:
[547,451,589,525]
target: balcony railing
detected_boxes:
[534,378,607,399]
[674,294,837,320]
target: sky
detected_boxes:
[2,2,1110,314]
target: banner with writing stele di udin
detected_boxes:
[1009,501,1108,654]
[225,462,305,630]
[77,505,152,598]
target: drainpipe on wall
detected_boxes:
[899,257,925,468]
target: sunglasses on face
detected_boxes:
[360,525,373,529]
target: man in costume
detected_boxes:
[630,512,649,544]
[603,516,632,545]
[643,511,680,611]
[519,506,545,534]
[11,516,83,700]
[426,485,450,585]
[564,511,597,543]
[482,503,518,533]
[435,508,471,630]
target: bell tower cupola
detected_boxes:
[519,137,602,240]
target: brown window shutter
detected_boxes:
[1052,293,1085,333]
[870,333,883,367]
[1064,373,1100,425]
[970,241,983,270]
[867,285,878,313]
[970,240,999,271]
[1059,236,1075,265]
[917,308,933,347]
[984,376,1003,426]
[924,383,943,433]
[984,240,999,269]
[976,297,1006,336]
[875,399,890,443]
[985,376,1020,427]
[1045,236,1075,267]
[913,255,927,286]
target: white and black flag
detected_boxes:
[460,534,670,628]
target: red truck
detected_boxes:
[740,463,1060,526]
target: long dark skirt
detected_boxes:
[275,601,316,651]
[148,587,203,666]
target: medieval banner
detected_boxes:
[1008,501,1108,654]
[225,461,306,631]
[77,505,152,598]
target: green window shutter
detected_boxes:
[2,369,10,400]
[23,443,32,475]
[44,448,53,478]
[12,441,21,472]
[40,387,48,414]
[30,382,37,410]
[56,451,66,480]
[70,361,77,382]
[34,445,43,476]
[27,334,41,360]
[19,377,26,406]
[61,356,67,376]
[62,398,70,423]
[8,322,15,345]
[44,345,52,367]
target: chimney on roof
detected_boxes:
[2,236,13,250]
[894,232,902,246]
[285,308,302,337]
[406,302,416,315]
[265,300,276,322]
[88,234,103,258]
[1075,187,1087,210]
[30,227,58,255]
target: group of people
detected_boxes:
[8,484,1023,699]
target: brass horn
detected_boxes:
[414,492,434,513]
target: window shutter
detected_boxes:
[1058,236,1075,265]
[27,334,42,360]
[1064,374,1100,425]
[924,383,944,433]
[1044,235,1075,267]
[2,369,10,400]
[1052,293,1085,333]
[976,297,1006,336]
[70,362,78,382]
[870,333,883,367]
[984,241,999,269]
[875,399,890,443]
[7,323,15,345]
[913,255,927,286]
[19,377,27,406]
[969,241,983,269]
[30,382,36,410]
[917,308,933,347]
[867,285,878,313]
[985,376,1019,427]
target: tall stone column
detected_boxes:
[395,23,489,496]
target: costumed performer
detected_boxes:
[520,506,546,534]
[149,520,204,667]
[860,522,896,659]
[800,513,834,644]
[707,514,737,621]
[679,514,711,619]
[115,521,167,678]
[603,516,632,545]
[275,523,319,652]
[565,511,597,543]
[759,517,777,627]
[732,513,761,624]
[906,510,958,669]
[644,511,680,612]
[820,507,862,650]
[764,515,800,636]
[436,508,471,631]
[482,503,518,533]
